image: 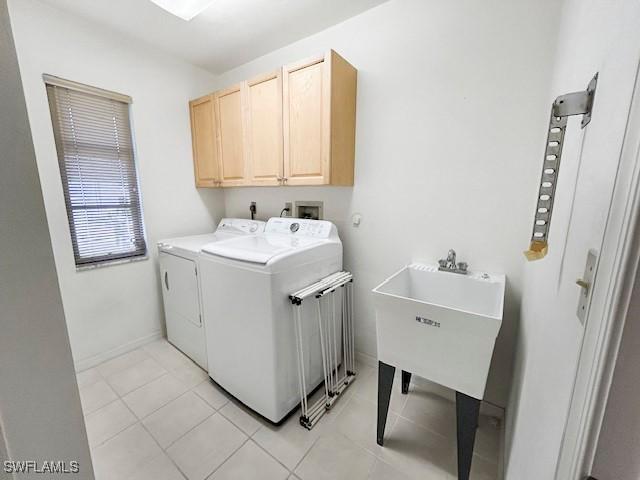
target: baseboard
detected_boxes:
[480,401,505,419]
[74,330,164,373]
[355,349,506,419]
[498,413,506,480]
[355,350,377,368]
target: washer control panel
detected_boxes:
[265,218,334,238]
[217,218,265,235]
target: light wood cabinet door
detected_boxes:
[189,95,219,187]
[282,53,331,186]
[189,50,356,188]
[244,71,283,186]
[215,85,247,186]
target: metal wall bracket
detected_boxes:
[576,249,598,325]
[524,73,598,261]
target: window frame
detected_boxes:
[44,75,148,270]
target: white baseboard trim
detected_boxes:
[355,350,377,368]
[355,350,506,420]
[74,330,164,373]
[481,401,505,420]
[498,413,506,480]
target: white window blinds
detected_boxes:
[45,76,147,267]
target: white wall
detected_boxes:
[0,422,8,480]
[505,0,640,478]
[0,0,93,475]
[0,423,9,480]
[592,268,640,480]
[7,0,225,369]
[214,0,560,407]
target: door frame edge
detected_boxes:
[555,58,640,480]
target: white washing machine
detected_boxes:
[157,218,265,369]
[199,217,343,423]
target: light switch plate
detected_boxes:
[577,249,598,325]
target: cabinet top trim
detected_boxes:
[246,70,281,87]
[283,52,327,74]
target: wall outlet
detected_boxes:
[284,202,292,216]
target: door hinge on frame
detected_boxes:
[524,73,598,261]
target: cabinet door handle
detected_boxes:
[164,271,169,290]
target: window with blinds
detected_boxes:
[45,76,147,267]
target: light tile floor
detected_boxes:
[78,339,501,480]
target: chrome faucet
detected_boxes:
[445,249,456,269]
[438,249,468,275]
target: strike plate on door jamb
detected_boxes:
[524,73,598,261]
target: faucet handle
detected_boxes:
[438,259,447,268]
[458,261,468,272]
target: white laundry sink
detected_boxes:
[372,263,505,399]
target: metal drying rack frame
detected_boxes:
[290,271,356,429]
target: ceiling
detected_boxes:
[38,0,389,74]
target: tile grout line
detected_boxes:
[350,381,500,465]
[203,436,252,480]
[86,398,137,451]
[96,348,153,380]
[248,434,296,475]
[217,406,260,438]
[99,353,168,398]
[159,412,217,451]
[137,388,208,421]
[289,391,357,475]
[108,367,169,399]
[118,371,173,405]
[369,391,501,467]
[136,419,189,480]
[87,342,500,478]
[122,374,204,480]
[123,375,195,480]
[191,382,231,411]
[87,345,192,480]
[100,351,242,476]
[291,432,323,476]
[334,390,465,472]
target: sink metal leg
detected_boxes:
[456,391,481,480]
[401,370,411,394]
[377,361,395,446]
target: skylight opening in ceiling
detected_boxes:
[149,0,215,21]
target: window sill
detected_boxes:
[76,254,149,272]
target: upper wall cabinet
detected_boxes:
[189,94,220,187]
[189,50,357,188]
[283,50,356,186]
[244,71,283,186]
[215,85,248,187]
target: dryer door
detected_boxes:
[160,252,201,327]
[159,252,207,369]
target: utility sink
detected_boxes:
[372,263,505,399]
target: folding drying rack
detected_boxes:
[290,271,356,429]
